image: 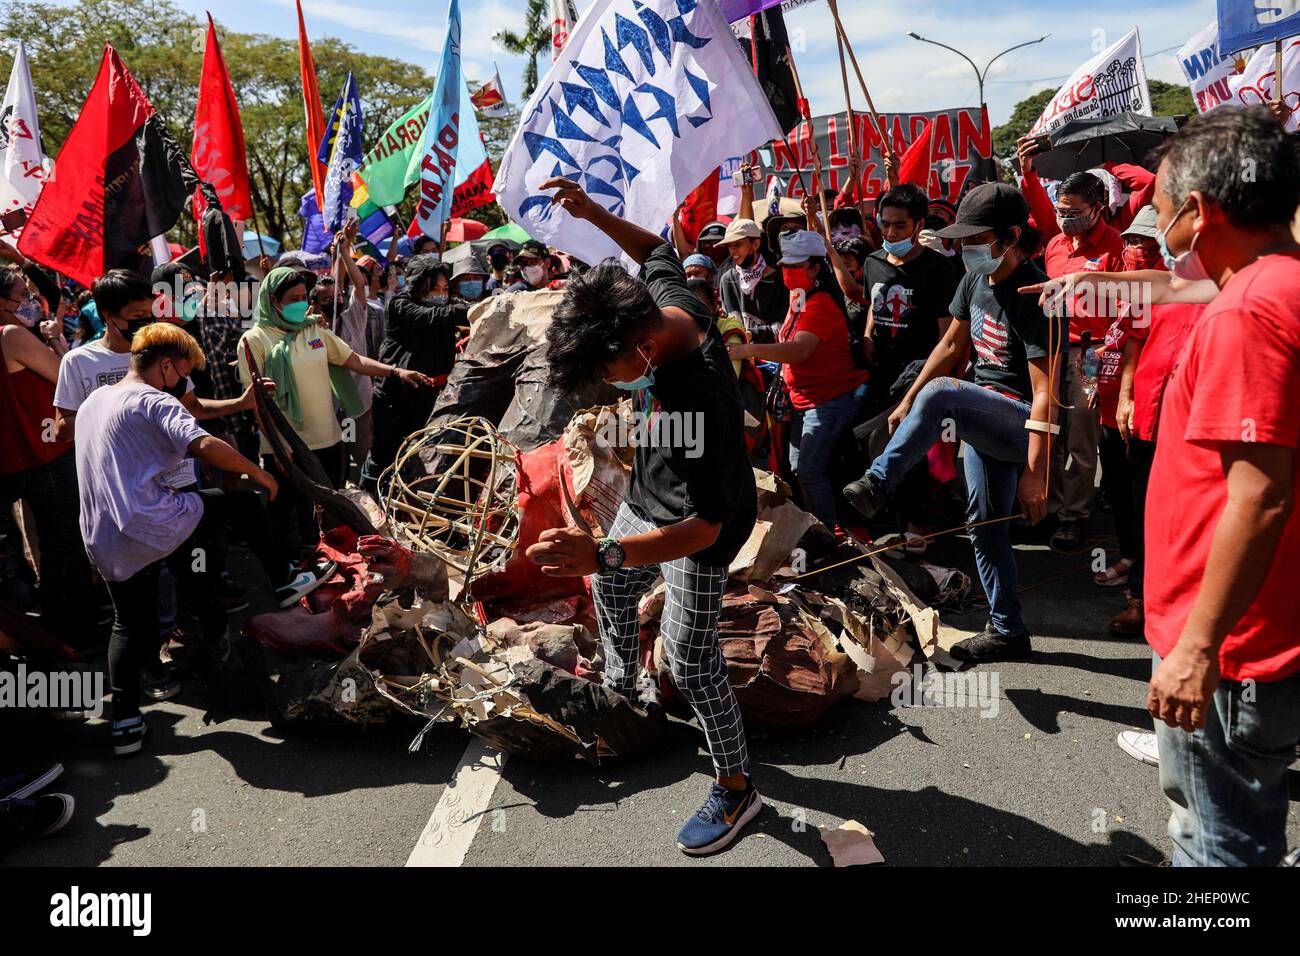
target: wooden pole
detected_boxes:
[1275,39,1284,106]
[827,0,889,145]
[784,44,833,246]
[835,28,858,196]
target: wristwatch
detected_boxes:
[596,537,626,574]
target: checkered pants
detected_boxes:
[591,501,749,777]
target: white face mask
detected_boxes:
[736,253,766,296]
[523,264,547,287]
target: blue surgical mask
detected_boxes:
[881,236,914,258]
[609,346,655,392]
[457,280,484,300]
[1156,200,1210,282]
[425,294,449,307]
[961,242,1004,276]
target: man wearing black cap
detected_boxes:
[484,242,513,293]
[506,240,552,292]
[843,183,1066,663]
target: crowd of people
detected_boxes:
[1,104,1297,866]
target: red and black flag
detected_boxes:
[742,7,801,135]
[19,44,208,288]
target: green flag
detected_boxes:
[357,92,433,207]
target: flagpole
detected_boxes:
[826,0,889,146]
[1276,40,1284,106]
[783,44,833,246]
[835,28,858,195]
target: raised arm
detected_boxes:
[540,177,664,266]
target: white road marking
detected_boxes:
[406,737,507,867]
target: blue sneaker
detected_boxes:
[676,778,762,856]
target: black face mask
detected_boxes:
[740,251,758,269]
[123,318,153,342]
[490,251,510,270]
[161,363,187,399]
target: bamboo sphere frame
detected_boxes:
[376,416,522,586]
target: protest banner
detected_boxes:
[1217,0,1300,53]
[1229,36,1300,129]
[755,107,994,204]
[1029,28,1151,137]
[1179,21,1252,112]
[495,0,782,266]
[0,39,49,236]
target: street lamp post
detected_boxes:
[905,32,1050,108]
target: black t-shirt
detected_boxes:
[863,247,960,390]
[949,258,1065,404]
[626,244,757,567]
[719,265,789,343]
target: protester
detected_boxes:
[694,220,729,268]
[0,265,94,647]
[73,323,286,753]
[451,253,490,302]
[507,240,551,292]
[528,175,760,856]
[1040,171,1125,553]
[237,266,433,554]
[325,222,382,470]
[682,252,717,284]
[832,184,962,544]
[362,255,467,491]
[727,230,868,530]
[484,241,513,293]
[716,218,787,344]
[1137,107,1300,867]
[843,183,1064,663]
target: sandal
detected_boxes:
[1094,558,1132,587]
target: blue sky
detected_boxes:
[160,0,1213,126]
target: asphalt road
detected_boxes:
[6,516,1298,868]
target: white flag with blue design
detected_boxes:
[494,0,782,266]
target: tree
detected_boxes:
[0,0,434,246]
[991,79,1197,159]
[495,0,549,97]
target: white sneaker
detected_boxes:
[273,561,337,609]
[1117,730,1159,767]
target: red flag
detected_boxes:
[678,167,720,246]
[19,44,195,287]
[897,120,934,189]
[297,0,327,211]
[191,15,252,223]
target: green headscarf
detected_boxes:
[255,267,363,431]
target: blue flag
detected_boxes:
[415,0,462,239]
[1218,0,1300,55]
[321,72,364,233]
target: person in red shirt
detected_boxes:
[1144,107,1300,867]
[1040,172,1126,553]
[728,230,868,529]
[1105,207,1208,640]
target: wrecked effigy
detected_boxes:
[239,293,959,758]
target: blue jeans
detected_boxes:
[790,383,867,529]
[1153,652,1300,866]
[866,377,1031,635]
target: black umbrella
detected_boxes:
[1033,112,1183,182]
